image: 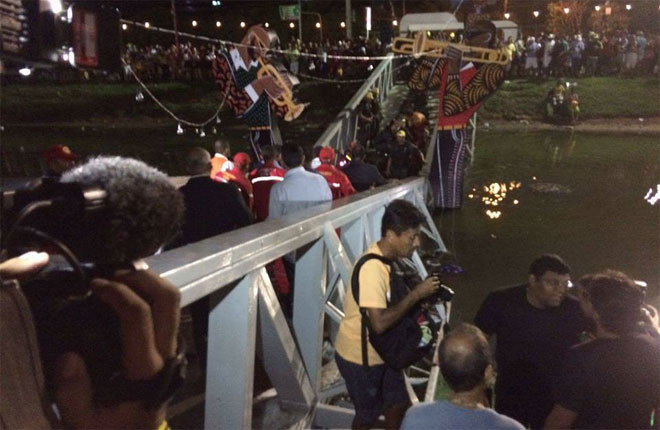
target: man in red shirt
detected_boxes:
[215,152,254,209]
[249,145,286,222]
[315,147,356,199]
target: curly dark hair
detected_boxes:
[62,157,184,265]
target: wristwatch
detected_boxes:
[99,349,188,409]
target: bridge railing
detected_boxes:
[314,53,399,153]
[147,177,445,429]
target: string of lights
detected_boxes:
[121,19,405,61]
[124,59,228,132]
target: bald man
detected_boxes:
[402,324,524,430]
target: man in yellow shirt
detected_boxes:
[335,199,441,429]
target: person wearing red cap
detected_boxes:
[249,145,286,222]
[41,145,78,178]
[215,152,254,209]
[315,146,356,200]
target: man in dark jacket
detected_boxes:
[342,144,387,191]
[172,147,252,366]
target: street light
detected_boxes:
[122,23,128,30]
[533,10,540,18]
[144,21,150,28]
[240,21,246,28]
[625,4,632,10]
[289,22,295,29]
[594,5,601,11]
[392,19,398,26]
[504,12,510,19]
[192,20,197,27]
[563,7,570,14]
[340,21,346,28]
[216,21,221,27]
[264,22,269,28]
[315,22,321,29]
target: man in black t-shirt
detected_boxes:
[545,270,660,429]
[474,254,587,429]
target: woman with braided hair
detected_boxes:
[408,20,506,209]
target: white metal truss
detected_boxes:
[147,178,446,429]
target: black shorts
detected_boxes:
[335,352,410,426]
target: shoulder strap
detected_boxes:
[351,253,392,368]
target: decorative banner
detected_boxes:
[212,25,305,162]
[278,5,300,20]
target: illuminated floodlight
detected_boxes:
[49,0,63,14]
[240,21,246,28]
[216,21,221,27]
[392,19,398,26]
[366,7,371,31]
[66,5,73,22]
[264,22,269,28]
[563,7,570,14]
[504,12,510,19]
[533,10,540,18]
[594,5,601,11]
[19,67,31,77]
[315,22,321,29]
[68,48,75,66]
[122,23,128,30]
[625,4,632,10]
[340,21,346,28]
[289,22,295,29]
[192,20,197,27]
[144,21,151,28]
[62,52,69,61]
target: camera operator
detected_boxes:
[1,157,185,429]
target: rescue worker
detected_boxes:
[387,130,424,179]
[215,152,254,209]
[315,147,357,199]
[210,139,234,178]
[249,145,286,222]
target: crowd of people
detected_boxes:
[501,28,659,78]
[123,36,382,83]
[2,132,659,430]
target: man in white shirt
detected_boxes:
[268,143,332,219]
[268,143,332,317]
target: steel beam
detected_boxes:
[204,274,257,429]
[293,238,327,391]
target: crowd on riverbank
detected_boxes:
[123,36,382,83]
[500,28,659,78]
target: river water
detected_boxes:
[434,129,659,324]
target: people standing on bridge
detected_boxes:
[401,324,525,430]
[209,138,234,178]
[474,254,588,429]
[387,130,423,180]
[341,144,387,192]
[544,270,660,429]
[334,200,441,429]
[315,147,356,199]
[170,147,252,366]
[249,145,285,222]
[408,20,506,209]
[215,152,254,210]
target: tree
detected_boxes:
[587,2,631,34]
[545,0,590,36]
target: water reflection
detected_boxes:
[468,180,523,220]
[644,185,660,205]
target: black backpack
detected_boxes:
[351,254,439,370]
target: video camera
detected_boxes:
[2,178,131,405]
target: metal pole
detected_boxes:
[170,0,180,49]
[345,0,352,39]
[298,0,302,42]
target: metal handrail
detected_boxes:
[313,53,396,152]
[147,177,445,429]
